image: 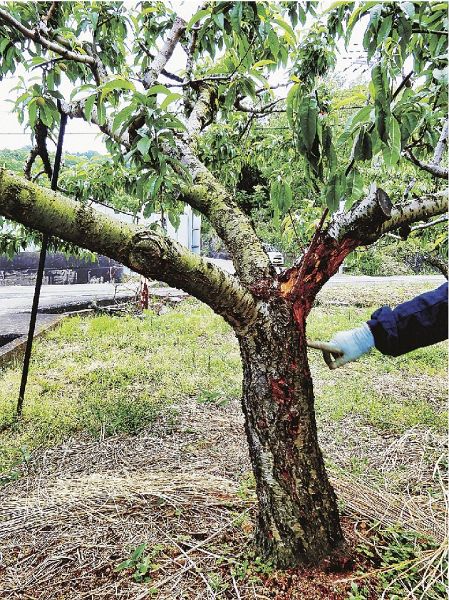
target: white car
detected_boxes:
[264,245,285,272]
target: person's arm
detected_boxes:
[309,283,448,368]
[367,282,448,356]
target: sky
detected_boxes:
[0,1,367,155]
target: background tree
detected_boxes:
[0,1,447,568]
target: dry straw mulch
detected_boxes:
[0,397,446,599]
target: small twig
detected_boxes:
[232,574,242,599]
[154,524,216,598]
[405,149,448,179]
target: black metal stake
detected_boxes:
[17,111,68,416]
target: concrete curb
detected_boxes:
[0,315,66,369]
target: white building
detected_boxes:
[94,203,201,256]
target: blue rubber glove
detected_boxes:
[327,324,375,369]
[308,324,375,369]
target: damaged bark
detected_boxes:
[239,297,344,567]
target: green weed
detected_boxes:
[115,542,165,583]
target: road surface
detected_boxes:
[0,283,184,337]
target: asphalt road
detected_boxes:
[0,272,445,349]
[0,283,139,317]
[206,258,446,287]
[0,283,184,337]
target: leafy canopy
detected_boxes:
[0,1,447,242]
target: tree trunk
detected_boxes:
[238,295,345,568]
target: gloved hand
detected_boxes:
[308,323,375,369]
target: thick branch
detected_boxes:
[187,86,215,135]
[0,7,96,65]
[234,98,285,115]
[60,100,129,148]
[377,191,448,238]
[23,147,39,181]
[327,185,394,242]
[142,16,186,89]
[433,119,448,166]
[280,187,447,317]
[173,139,274,284]
[58,98,271,284]
[0,170,258,330]
[328,187,448,242]
[421,253,448,279]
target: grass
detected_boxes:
[0,281,446,598]
[0,282,446,479]
[308,305,447,432]
[0,302,241,476]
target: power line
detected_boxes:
[0,132,101,135]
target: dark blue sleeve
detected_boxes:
[367,282,448,356]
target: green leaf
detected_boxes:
[212,12,225,29]
[400,2,415,19]
[299,96,318,151]
[28,98,37,127]
[283,182,293,212]
[39,102,53,127]
[371,64,388,105]
[347,2,378,31]
[286,83,300,126]
[146,84,172,96]
[377,15,392,45]
[383,115,401,166]
[115,560,132,572]
[348,105,373,131]
[70,83,96,101]
[252,59,276,69]
[229,2,243,34]
[137,136,151,156]
[96,98,106,126]
[112,104,135,132]
[131,543,147,561]
[397,109,421,143]
[372,65,390,143]
[268,29,280,57]
[148,174,163,198]
[345,169,364,207]
[353,126,373,161]
[273,18,296,44]
[29,56,47,66]
[0,38,10,53]
[159,92,182,111]
[376,109,389,143]
[84,94,96,123]
[186,8,211,32]
[325,172,345,212]
[101,78,135,98]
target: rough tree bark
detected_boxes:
[235,193,392,566]
[239,301,344,567]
